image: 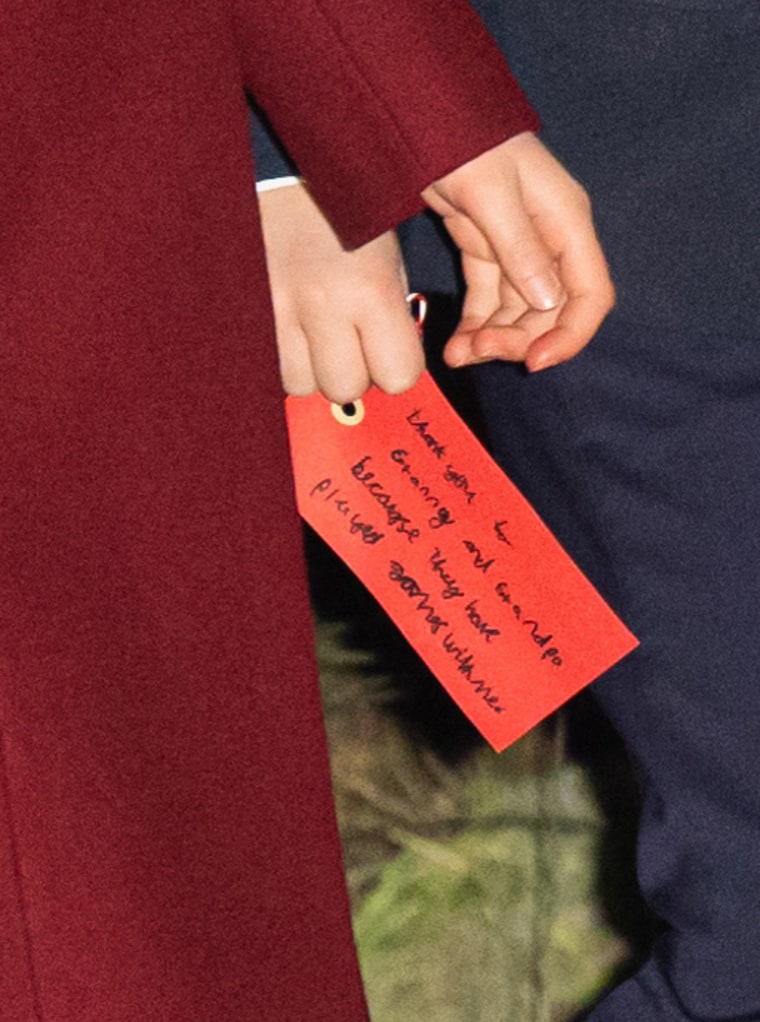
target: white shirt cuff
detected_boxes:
[255,176,302,194]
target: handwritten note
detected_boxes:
[286,372,638,752]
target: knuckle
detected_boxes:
[576,186,593,215]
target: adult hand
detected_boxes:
[422,132,615,372]
[258,182,423,404]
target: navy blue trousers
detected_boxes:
[406,0,760,1017]
[478,318,760,1021]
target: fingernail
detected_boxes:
[524,273,563,311]
[446,352,467,368]
[527,352,558,373]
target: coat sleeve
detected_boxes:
[234,0,540,248]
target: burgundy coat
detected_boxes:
[0,1,537,1018]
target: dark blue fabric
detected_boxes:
[459,4,760,1019]
[249,102,297,181]
[477,316,760,1020]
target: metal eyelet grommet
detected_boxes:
[331,398,366,426]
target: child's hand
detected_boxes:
[258,183,423,404]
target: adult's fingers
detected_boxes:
[424,135,565,312]
[445,257,532,366]
[465,190,566,313]
[524,225,616,372]
[467,304,563,365]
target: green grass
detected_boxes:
[317,619,635,1022]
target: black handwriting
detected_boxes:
[429,548,465,600]
[390,449,456,529]
[441,634,505,713]
[443,465,476,504]
[494,580,563,667]
[351,455,420,543]
[310,479,385,545]
[405,410,446,459]
[388,560,449,635]
[462,538,495,574]
[463,598,501,644]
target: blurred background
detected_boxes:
[306,297,655,1022]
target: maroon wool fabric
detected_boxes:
[0,1,538,1018]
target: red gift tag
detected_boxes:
[286,372,638,752]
